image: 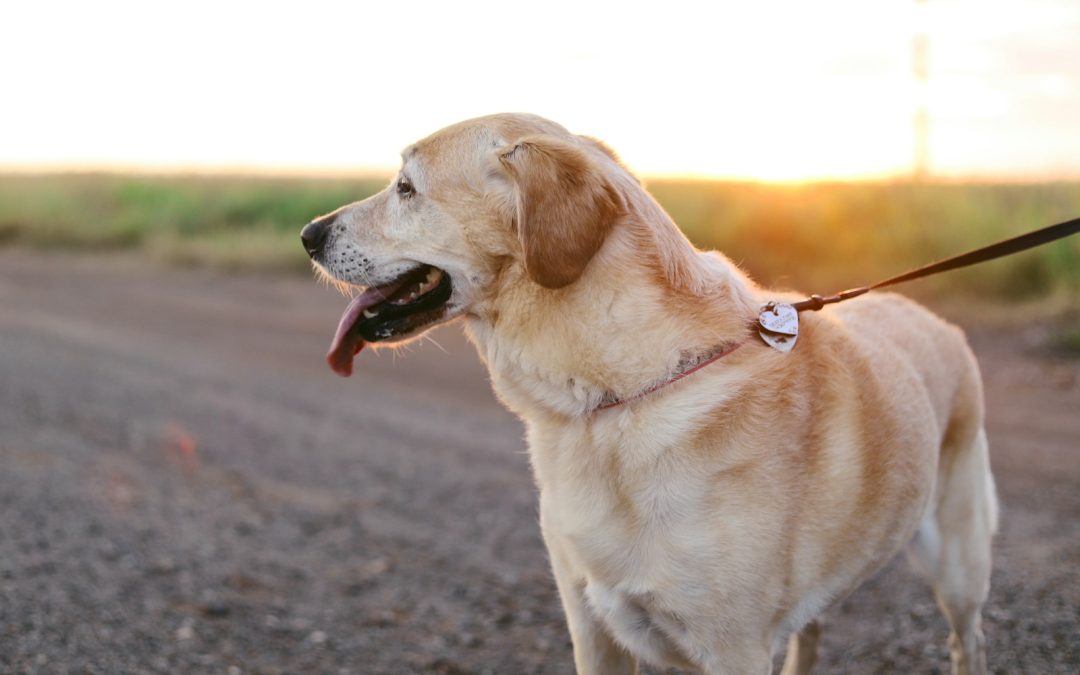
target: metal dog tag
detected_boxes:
[758,302,799,353]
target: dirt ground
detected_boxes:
[0,251,1076,675]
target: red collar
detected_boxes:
[594,341,744,412]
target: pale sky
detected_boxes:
[1,0,1078,180]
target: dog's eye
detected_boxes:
[397,177,415,198]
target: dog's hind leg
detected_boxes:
[908,424,997,675]
[778,619,822,675]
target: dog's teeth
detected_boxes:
[426,268,439,283]
[363,309,378,319]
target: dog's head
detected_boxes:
[302,113,630,376]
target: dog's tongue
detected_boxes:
[326,281,406,377]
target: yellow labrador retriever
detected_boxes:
[301,113,997,675]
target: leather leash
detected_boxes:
[790,215,1080,312]
[598,216,1080,411]
[758,216,1080,352]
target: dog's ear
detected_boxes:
[496,135,624,289]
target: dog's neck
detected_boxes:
[465,221,760,418]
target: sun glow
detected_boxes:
[2,1,1078,181]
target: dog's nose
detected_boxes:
[300,215,335,259]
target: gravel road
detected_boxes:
[0,252,1076,674]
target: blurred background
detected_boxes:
[1,1,1077,674]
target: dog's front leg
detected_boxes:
[547,544,638,674]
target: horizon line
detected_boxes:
[2,162,1079,185]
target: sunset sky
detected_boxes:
[2,0,1078,180]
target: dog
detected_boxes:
[301,113,997,674]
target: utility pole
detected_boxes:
[913,0,930,179]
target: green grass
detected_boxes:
[647,179,1080,299]
[0,173,387,272]
[1,172,1078,299]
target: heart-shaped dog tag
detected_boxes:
[758,302,799,335]
[758,302,799,353]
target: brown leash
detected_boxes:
[758,216,1080,352]
[598,216,1080,411]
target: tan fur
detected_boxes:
[310,113,997,675]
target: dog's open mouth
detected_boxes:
[327,265,452,376]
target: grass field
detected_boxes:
[1,172,1078,300]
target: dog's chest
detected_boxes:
[537,432,720,666]
[535,424,718,597]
